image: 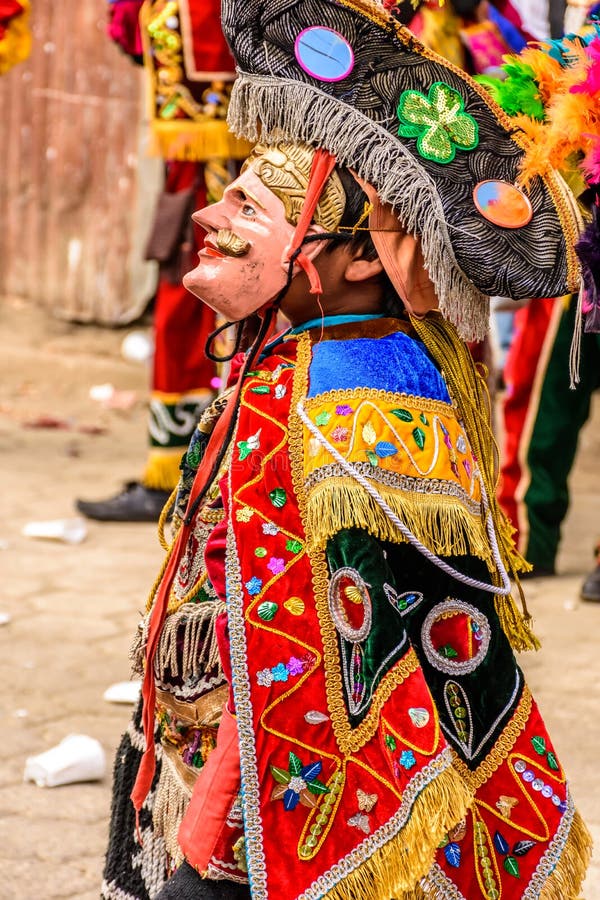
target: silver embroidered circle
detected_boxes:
[328,566,372,643]
[421,598,491,675]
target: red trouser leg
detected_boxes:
[498,297,555,545]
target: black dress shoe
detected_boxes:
[154,861,250,900]
[581,563,600,603]
[76,482,172,522]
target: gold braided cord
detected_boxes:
[409,313,539,652]
[145,540,176,614]
[157,486,179,551]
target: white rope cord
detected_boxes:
[298,401,512,596]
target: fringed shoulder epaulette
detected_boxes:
[299,331,493,568]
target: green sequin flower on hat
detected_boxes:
[397,81,479,165]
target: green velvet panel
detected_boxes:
[326,528,524,767]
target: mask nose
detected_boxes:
[192,198,229,232]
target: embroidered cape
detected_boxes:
[174,321,589,900]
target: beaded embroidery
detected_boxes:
[328,567,373,643]
[421,598,492,676]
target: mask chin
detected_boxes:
[183,260,292,321]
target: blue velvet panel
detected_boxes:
[307,331,451,402]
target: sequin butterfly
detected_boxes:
[356,789,378,812]
[496,795,519,819]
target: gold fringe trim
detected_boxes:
[150,120,252,163]
[495,588,540,653]
[409,313,539,653]
[152,753,191,868]
[154,600,222,681]
[321,764,473,900]
[539,809,592,900]
[143,450,184,492]
[305,476,493,565]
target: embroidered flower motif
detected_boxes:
[287,656,305,676]
[399,750,417,770]
[236,506,254,523]
[335,404,353,416]
[267,557,286,575]
[270,753,329,811]
[275,384,287,399]
[257,655,313,687]
[262,521,279,536]
[257,668,274,687]
[456,434,467,455]
[271,662,289,682]
[245,576,263,596]
[331,425,349,443]
[315,410,331,427]
[397,82,479,165]
[237,428,262,461]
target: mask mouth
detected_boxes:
[201,231,251,259]
[215,228,252,257]
[202,245,227,259]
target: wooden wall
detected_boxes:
[0,1,162,324]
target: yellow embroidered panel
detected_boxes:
[301,388,491,563]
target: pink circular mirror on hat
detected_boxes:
[473,180,533,229]
[294,26,354,82]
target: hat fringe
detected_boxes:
[228,72,490,341]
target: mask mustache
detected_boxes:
[215,229,252,257]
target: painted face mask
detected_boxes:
[183,142,346,320]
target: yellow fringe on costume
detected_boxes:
[305,477,493,566]
[0,0,31,75]
[321,764,473,900]
[143,448,184,492]
[150,120,252,163]
[409,313,539,653]
[539,809,592,900]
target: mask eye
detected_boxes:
[241,202,257,217]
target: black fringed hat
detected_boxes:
[221,0,582,340]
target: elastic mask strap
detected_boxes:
[285,149,337,296]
